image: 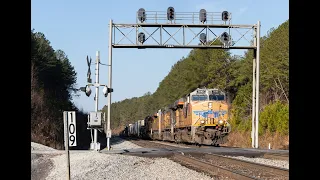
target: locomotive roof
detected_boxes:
[153,88,225,113]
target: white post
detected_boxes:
[63,112,71,180]
[107,19,113,151]
[255,21,261,149]
[252,55,256,148]
[93,51,100,151]
[158,110,162,139]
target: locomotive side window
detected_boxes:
[191,95,208,101]
[209,95,225,101]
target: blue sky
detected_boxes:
[31,0,288,113]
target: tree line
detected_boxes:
[31,30,92,149]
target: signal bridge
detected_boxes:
[106,7,261,149]
[111,7,257,50]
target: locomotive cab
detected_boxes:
[190,88,229,127]
[190,88,231,145]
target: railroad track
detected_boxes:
[263,153,289,161]
[122,138,289,179]
[125,137,289,161]
[171,152,289,180]
[151,140,289,161]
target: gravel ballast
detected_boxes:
[32,142,56,151]
[225,155,289,169]
[110,139,141,150]
[46,152,213,180]
[45,139,213,180]
[31,142,59,180]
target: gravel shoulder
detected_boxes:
[31,142,59,180]
[46,152,213,180]
[31,154,55,180]
[44,138,214,180]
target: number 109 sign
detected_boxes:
[64,111,77,147]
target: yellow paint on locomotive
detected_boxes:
[163,111,171,129]
[152,115,159,131]
[174,104,192,128]
[191,100,229,127]
[175,109,180,127]
[147,88,230,133]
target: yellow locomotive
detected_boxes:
[127,88,231,146]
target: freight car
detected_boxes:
[126,120,150,139]
[124,88,231,146]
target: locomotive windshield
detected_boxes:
[209,94,225,101]
[192,95,208,101]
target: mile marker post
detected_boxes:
[63,111,71,180]
[63,111,77,180]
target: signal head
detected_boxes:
[138,32,145,44]
[80,85,91,97]
[222,11,229,21]
[200,33,207,44]
[103,86,109,97]
[85,85,91,97]
[167,7,175,21]
[199,9,207,23]
[137,8,146,23]
[220,32,230,44]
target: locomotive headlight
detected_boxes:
[208,102,212,108]
[200,120,205,124]
[218,120,224,125]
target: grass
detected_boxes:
[225,130,289,150]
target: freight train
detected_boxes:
[122,88,231,146]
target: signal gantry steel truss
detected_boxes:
[111,11,259,50]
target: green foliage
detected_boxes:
[230,83,252,127]
[237,118,252,132]
[230,20,289,133]
[31,29,91,149]
[259,101,289,135]
[102,20,289,137]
